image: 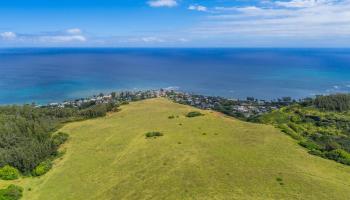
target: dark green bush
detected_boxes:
[324,149,350,165]
[186,111,203,118]
[79,104,107,118]
[308,149,324,157]
[299,140,320,151]
[339,158,350,165]
[0,184,23,200]
[145,132,163,138]
[324,141,341,151]
[276,177,283,182]
[52,132,69,149]
[0,166,20,180]
[32,160,52,176]
[168,115,175,119]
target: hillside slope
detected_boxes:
[2,98,350,200]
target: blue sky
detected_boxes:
[1,0,350,47]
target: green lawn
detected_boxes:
[2,98,350,200]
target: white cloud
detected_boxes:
[0,29,87,44]
[178,38,189,42]
[193,0,350,40]
[0,28,87,44]
[188,5,207,12]
[164,86,180,90]
[148,0,177,7]
[0,28,85,43]
[114,36,190,45]
[66,28,82,35]
[215,6,261,12]
[274,0,334,8]
[141,37,164,42]
[39,35,87,43]
[0,32,17,40]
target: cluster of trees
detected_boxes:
[258,95,350,166]
[314,94,350,112]
[79,103,116,118]
[0,184,23,200]
[0,102,117,174]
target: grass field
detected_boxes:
[1,98,350,200]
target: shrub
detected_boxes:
[186,111,203,118]
[32,160,52,176]
[55,150,66,159]
[276,177,284,185]
[325,149,350,165]
[299,140,320,151]
[79,104,108,118]
[145,132,163,138]
[258,110,290,124]
[290,115,301,123]
[278,124,303,140]
[308,149,324,157]
[0,166,20,180]
[339,157,350,165]
[120,101,129,105]
[52,132,69,149]
[324,141,341,151]
[168,115,175,119]
[0,184,23,200]
[287,122,302,133]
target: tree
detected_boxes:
[111,92,116,99]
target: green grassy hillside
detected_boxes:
[1,98,350,200]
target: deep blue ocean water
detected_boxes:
[0,48,350,104]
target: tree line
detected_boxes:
[314,94,350,112]
[0,102,116,173]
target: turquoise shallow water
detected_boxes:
[0,48,350,104]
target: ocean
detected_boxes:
[0,48,350,104]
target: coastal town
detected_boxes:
[164,90,295,119]
[44,89,295,120]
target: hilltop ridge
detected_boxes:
[1,98,350,200]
